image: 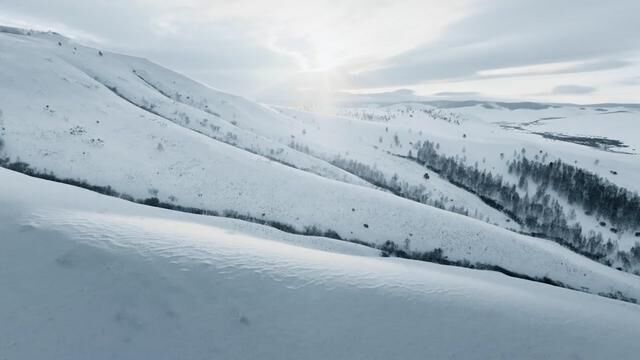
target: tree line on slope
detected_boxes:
[330,156,472,218]
[337,106,463,125]
[508,157,640,231]
[411,139,640,273]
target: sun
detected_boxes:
[305,31,350,72]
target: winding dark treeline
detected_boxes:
[330,156,470,217]
[332,143,640,273]
[412,140,636,264]
[509,157,640,230]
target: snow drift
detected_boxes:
[2,168,640,359]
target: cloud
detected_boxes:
[0,0,301,96]
[550,85,596,95]
[433,91,481,97]
[0,0,470,97]
[618,76,640,86]
[0,0,638,103]
[474,59,631,80]
[350,0,640,88]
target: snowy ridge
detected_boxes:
[2,167,640,359]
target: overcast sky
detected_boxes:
[2,0,639,104]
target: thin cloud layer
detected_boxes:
[350,0,640,87]
[551,85,596,95]
[1,0,638,103]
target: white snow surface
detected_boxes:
[2,168,640,359]
[1,29,640,299]
[329,102,640,249]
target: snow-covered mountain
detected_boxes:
[1,26,640,358]
[3,166,640,359]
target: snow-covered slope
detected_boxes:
[2,168,640,359]
[0,28,513,227]
[0,30,367,186]
[330,101,640,195]
[327,102,640,252]
[1,27,639,298]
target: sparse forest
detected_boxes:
[508,157,640,231]
[411,139,640,272]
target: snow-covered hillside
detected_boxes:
[2,167,640,359]
[328,102,640,261]
[0,28,513,228]
[1,26,639,298]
